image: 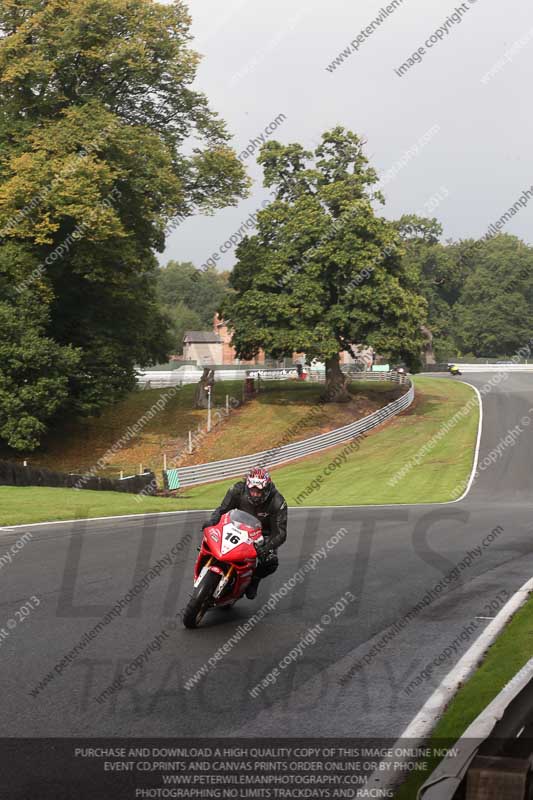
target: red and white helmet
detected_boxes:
[245,467,272,504]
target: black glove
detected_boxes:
[254,542,270,559]
[200,520,213,531]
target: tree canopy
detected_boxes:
[453,235,533,356]
[397,222,533,360]
[395,215,468,362]
[0,242,79,450]
[0,0,248,449]
[155,261,230,353]
[224,127,428,398]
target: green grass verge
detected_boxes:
[184,379,401,465]
[0,486,191,526]
[395,593,533,799]
[269,376,478,507]
[167,376,478,509]
[0,377,478,525]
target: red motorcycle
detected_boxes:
[183,509,264,628]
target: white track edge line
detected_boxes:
[400,575,533,741]
[368,574,533,794]
[450,382,483,504]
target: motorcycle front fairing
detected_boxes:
[194,510,264,603]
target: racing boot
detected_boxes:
[246,576,261,600]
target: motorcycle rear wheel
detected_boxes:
[183,571,220,629]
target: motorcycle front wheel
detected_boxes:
[183,570,220,629]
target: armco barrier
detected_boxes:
[446,363,533,372]
[167,374,413,488]
[0,460,157,495]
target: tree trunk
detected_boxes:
[420,325,436,366]
[323,354,351,403]
[194,368,215,409]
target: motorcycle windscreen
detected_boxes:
[228,508,262,530]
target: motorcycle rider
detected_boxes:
[203,467,287,599]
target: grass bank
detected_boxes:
[180,379,401,466]
[165,376,478,509]
[0,381,244,478]
[0,379,396,478]
[0,377,478,525]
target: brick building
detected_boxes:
[182,314,374,369]
[214,314,266,366]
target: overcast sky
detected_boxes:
[161,0,533,270]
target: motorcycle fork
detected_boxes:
[213,565,235,600]
[194,556,213,587]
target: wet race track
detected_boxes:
[1,373,533,741]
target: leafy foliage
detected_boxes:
[155,261,231,353]
[0,0,248,448]
[397,221,533,360]
[395,215,468,362]
[0,243,79,450]
[453,235,533,356]
[224,127,427,396]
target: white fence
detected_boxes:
[173,374,413,487]
[137,368,243,387]
[137,366,398,388]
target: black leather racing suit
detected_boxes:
[207,480,288,579]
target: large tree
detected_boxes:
[224,128,427,399]
[0,0,249,447]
